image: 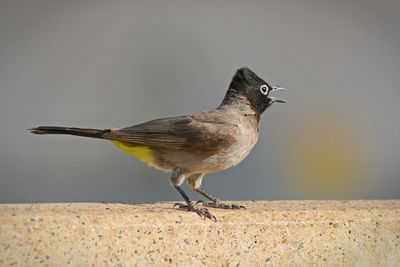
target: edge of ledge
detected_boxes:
[1,200,399,225]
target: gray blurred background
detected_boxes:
[1,0,399,203]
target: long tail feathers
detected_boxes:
[29,126,107,139]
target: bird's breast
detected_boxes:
[198,115,259,173]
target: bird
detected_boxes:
[30,67,285,221]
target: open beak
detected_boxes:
[268,85,286,103]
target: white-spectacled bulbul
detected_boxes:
[30,67,285,221]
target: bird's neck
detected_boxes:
[218,90,261,121]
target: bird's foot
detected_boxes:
[197,200,246,210]
[173,203,217,222]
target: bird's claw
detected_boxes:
[200,201,246,210]
[174,202,217,222]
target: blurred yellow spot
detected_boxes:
[288,117,365,197]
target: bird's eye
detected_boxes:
[260,85,268,95]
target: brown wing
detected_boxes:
[103,112,238,154]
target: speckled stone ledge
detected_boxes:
[0,201,399,266]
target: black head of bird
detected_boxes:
[223,67,286,114]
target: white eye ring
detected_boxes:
[260,84,268,95]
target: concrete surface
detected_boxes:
[0,200,399,266]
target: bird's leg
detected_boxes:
[170,169,216,221]
[187,174,246,210]
[173,186,216,221]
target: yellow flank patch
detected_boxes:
[111,140,154,166]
